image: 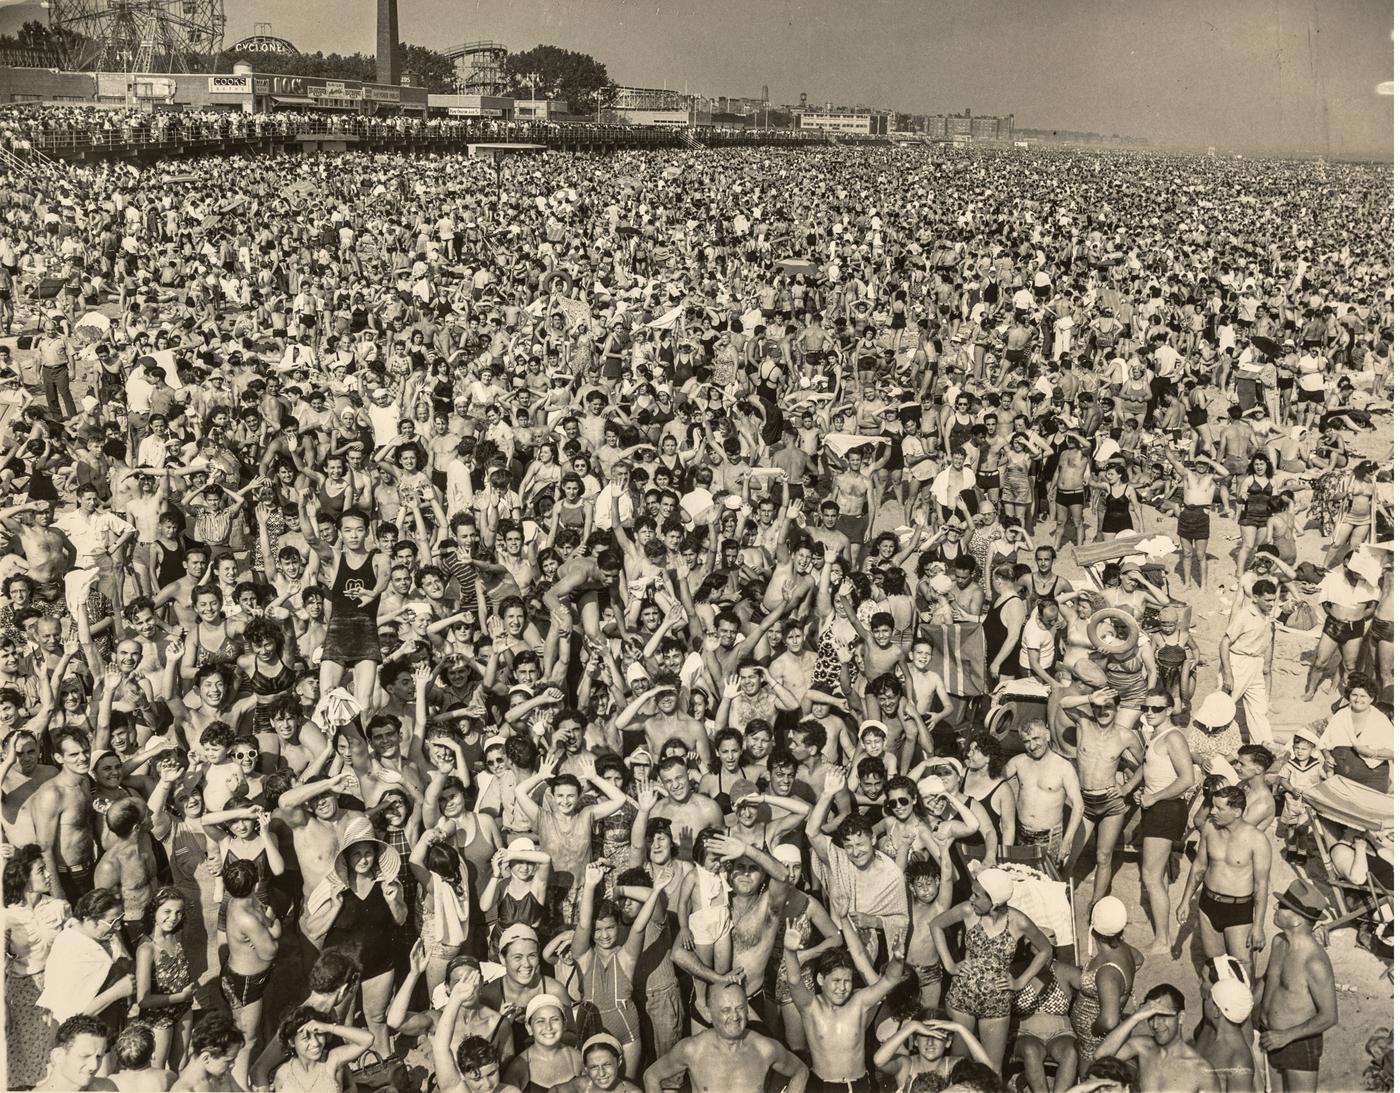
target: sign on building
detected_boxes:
[208,75,251,93]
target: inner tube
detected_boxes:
[541,270,574,296]
[1088,607,1139,657]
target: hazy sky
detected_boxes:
[9,0,1394,155]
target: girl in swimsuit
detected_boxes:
[501,994,582,1093]
[181,585,246,679]
[571,860,664,1077]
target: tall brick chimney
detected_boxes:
[376,0,400,86]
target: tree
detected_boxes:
[401,43,455,93]
[214,42,452,89]
[504,44,614,116]
[0,19,76,66]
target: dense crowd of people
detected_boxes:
[0,105,827,154]
[0,131,1393,1093]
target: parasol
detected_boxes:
[1250,335,1283,358]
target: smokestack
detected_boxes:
[376,0,400,86]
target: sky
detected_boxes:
[8,0,1393,156]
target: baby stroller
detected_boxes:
[1299,777,1395,954]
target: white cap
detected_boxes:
[524,993,565,1022]
[772,844,802,866]
[1090,896,1128,935]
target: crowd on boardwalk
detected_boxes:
[0,127,1393,1093]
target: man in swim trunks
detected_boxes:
[1067,691,1142,905]
[1176,784,1270,972]
[1260,881,1338,1093]
[1004,719,1083,866]
[221,858,279,1086]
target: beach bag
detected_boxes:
[349,1049,411,1092]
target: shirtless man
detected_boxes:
[0,499,77,593]
[832,447,880,563]
[807,503,851,564]
[784,918,905,1091]
[1177,785,1271,970]
[30,725,99,902]
[169,1014,245,1092]
[1216,407,1255,508]
[2,728,56,843]
[1064,690,1143,904]
[544,548,625,643]
[650,756,724,860]
[1094,983,1219,1093]
[1232,745,1276,830]
[37,1014,118,1091]
[1259,881,1337,1093]
[672,834,790,1022]
[153,544,212,631]
[275,770,361,905]
[93,798,161,953]
[761,540,816,614]
[642,678,711,767]
[642,981,808,1093]
[220,858,279,1086]
[1004,719,1084,866]
[947,554,986,623]
[1166,452,1227,587]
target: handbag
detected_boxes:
[349,1049,412,1093]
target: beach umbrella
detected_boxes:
[1251,335,1283,358]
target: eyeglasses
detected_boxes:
[887,796,912,807]
[486,755,508,767]
[1144,704,1170,712]
[233,749,259,759]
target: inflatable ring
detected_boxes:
[1088,607,1139,657]
[541,270,574,296]
[984,702,1014,742]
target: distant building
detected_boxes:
[796,109,888,135]
[921,108,1014,141]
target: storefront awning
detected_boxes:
[271,95,315,105]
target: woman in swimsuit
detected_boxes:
[251,1006,375,1093]
[961,732,1016,854]
[1095,463,1140,539]
[1061,897,1141,1066]
[934,868,1054,1073]
[1324,459,1378,570]
[236,619,300,737]
[1056,589,1103,667]
[1234,453,1277,577]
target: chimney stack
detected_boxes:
[376,0,400,86]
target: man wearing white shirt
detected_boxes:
[593,462,635,533]
[53,485,135,600]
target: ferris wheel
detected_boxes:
[49,0,226,73]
